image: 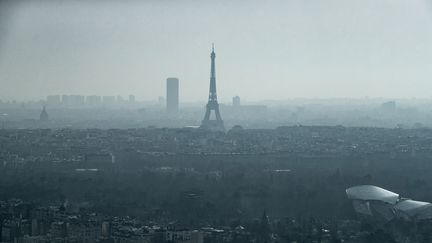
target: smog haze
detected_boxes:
[1,0,432,101]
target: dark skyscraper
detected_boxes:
[166,78,179,114]
[201,44,225,131]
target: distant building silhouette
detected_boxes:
[86,96,102,106]
[232,96,240,106]
[69,95,85,107]
[117,95,125,104]
[128,95,135,103]
[381,101,396,112]
[46,95,61,107]
[103,96,116,106]
[60,95,85,107]
[61,95,69,106]
[201,44,225,131]
[166,78,179,114]
[40,106,49,121]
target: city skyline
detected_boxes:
[1,2,432,243]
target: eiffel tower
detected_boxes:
[201,44,225,131]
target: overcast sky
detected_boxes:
[1,0,432,102]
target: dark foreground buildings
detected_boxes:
[3,126,432,242]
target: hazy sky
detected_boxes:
[1,0,432,102]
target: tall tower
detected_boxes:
[201,44,225,131]
[166,78,179,114]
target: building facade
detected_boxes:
[166,78,179,114]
